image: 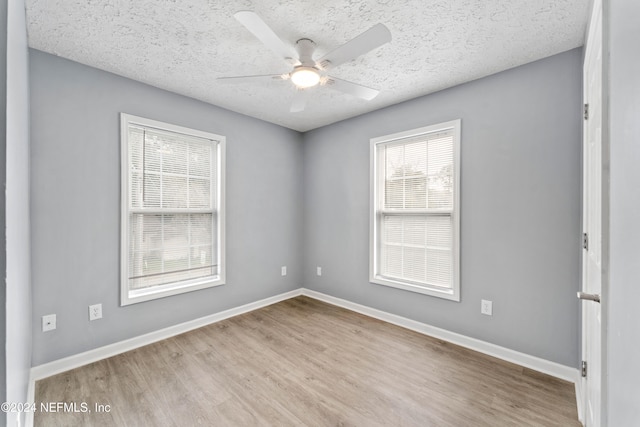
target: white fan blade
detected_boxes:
[325,77,379,100]
[234,11,297,61]
[290,90,309,113]
[317,23,391,70]
[217,74,285,84]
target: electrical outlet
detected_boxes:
[317,266,322,276]
[89,304,103,321]
[281,266,287,276]
[42,314,56,332]
[481,300,493,316]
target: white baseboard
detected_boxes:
[29,288,302,382]
[300,288,578,383]
[27,286,580,427]
[26,289,303,427]
[30,286,578,383]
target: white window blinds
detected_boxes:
[371,120,460,301]
[121,114,225,305]
[381,215,452,288]
[382,133,454,211]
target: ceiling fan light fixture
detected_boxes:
[290,66,320,88]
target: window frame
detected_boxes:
[369,119,461,301]
[120,113,226,306]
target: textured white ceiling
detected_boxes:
[25,0,589,132]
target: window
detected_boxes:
[370,120,460,301]
[120,114,225,305]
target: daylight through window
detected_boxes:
[370,120,460,301]
[121,114,225,305]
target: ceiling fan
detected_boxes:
[218,11,392,113]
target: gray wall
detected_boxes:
[606,0,640,424]
[6,0,32,426]
[303,49,582,367]
[29,46,583,371]
[30,50,304,366]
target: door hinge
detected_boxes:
[584,103,589,120]
[583,232,589,250]
[581,360,588,378]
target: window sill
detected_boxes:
[370,275,460,302]
[121,276,225,306]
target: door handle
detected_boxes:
[577,292,601,303]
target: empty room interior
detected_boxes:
[3,0,640,426]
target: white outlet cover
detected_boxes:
[317,267,322,276]
[481,300,493,316]
[42,314,56,332]
[89,304,103,321]
[281,266,287,276]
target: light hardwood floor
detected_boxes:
[35,296,581,426]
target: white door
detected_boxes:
[580,0,602,425]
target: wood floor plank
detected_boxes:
[34,296,581,426]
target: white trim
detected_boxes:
[301,288,578,382]
[371,276,458,299]
[369,119,461,302]
[575,374,585,425]
[26,289,303,427]
[25,373,36,427]
[579,0,603,424]
[29,289,302,382]
[217,137,227,286]
[119,113,227,306]
[120,113,223,141]
[26,287,579,427]
[29,287,578,382]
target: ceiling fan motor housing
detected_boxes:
[296,38,317,67]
